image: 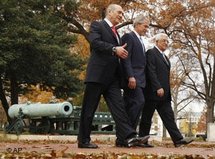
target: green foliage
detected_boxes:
[73,93,108,112]
[98,96,108,112]
[0,0,83,101]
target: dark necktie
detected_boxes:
[162,53,169,65]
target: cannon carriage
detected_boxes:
[5,102,116,135]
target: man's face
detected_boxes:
[137,20,150,36]
[156,38,169,52]
[109,6,124,25]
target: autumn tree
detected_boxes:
[170,61,196,119]
[167,1,215,124]
[196,107,207,133]
[129,0,215,126]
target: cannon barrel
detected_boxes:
[8,102,73,119]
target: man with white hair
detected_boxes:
[139,33,194,147]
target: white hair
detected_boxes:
[149,33,168,43]
[154,33,168,41]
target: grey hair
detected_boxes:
[133,14,149,27]
[154,33,168,41]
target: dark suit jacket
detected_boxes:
[121,31,146,88]
[144,47,171,101]
[85,20,121,85]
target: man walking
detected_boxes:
[139,33,193,147]
[121,15,152,147]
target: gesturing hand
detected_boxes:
[115,43,128,59]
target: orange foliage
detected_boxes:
[20,85,56,104]
[78,0,135,21]
[196,107,206,133]
[71,35,89,80]
[74,35,90,58]
[78,0,113,21]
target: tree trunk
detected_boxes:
[205,99,215,137]
[0,78,11,122]
[10,74,18,105]
[206,99,214,123]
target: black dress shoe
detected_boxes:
[126,136,139,147]
[137,143,154,148]
[174,138,194,147]
[78,142,98,149]
[125,135,151,147]
[137,135,150,144]
[115,137,139,147]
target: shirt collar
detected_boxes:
[104,18,114,27]
[133,30,142,39]
[155,45,164,54]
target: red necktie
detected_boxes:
[111,26,117,37]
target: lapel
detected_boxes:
[131,32,141,46]
[102,20,121,45]
[131,32,146,55]
[154,47,170,68]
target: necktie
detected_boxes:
[111,26,117,36]
[139,37,145,54]
[162,53,169,65]
[111,26,119,44]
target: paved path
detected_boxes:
[0,134,215,158]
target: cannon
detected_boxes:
[5,102,74,135]
[5,102,116,135]
[8,102,73,119]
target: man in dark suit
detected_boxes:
[78,4,149,149]
[121,15,152,147]
[139,33,194,147]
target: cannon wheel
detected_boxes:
[13,119,24,135]
[29,120,37,134]
[37,118,51,134]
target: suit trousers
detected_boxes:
[139,100,183,142]
[123,86,145,129]
[78,81,136,143]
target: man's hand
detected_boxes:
[115,43,128,59]
[157,88,164,97]
[128,77,136,89]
